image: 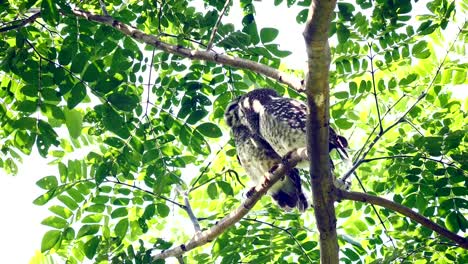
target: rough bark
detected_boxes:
[303,1,339,263]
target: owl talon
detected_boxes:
[262,175,271,188]
[246,187,256,198]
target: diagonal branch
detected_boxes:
[335,189,468,249]
[67,9,303,92]
[151,150,305,260]
[0,11,41,33]
[206,0,231,51]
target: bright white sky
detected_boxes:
[0,1,466,263]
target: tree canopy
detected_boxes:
[0,0,467,263]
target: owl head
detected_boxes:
[224,97,242,128]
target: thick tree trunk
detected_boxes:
[303,1,339,263]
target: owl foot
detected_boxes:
[268,164,285,181]
[261,175,271,188]
[246,187,256,198]
[334,178,351,191]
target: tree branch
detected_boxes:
[68,9,303,92]
[151,150,305,260]
[0,11,41,33]
[206,0,231,51]
[177,187,201,233]
[336,189,468,249]
[98,0,109,16]
[367,43,383,134]
[361,155,460,169]
[303,0,338,263]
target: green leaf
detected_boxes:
[186,109,208,125]
[77,225,100,238]
[337,23,350,43]
[207,182,218,199]
[115,218,129,239]
[335,118,353,129]
[264,44,292,58]
[36,176,58,190]
[84,236,100,260]
[58,45,73,65]
[111,207,128,218]
[260,28,279,43]
[67,83,87,109]
[16,100,38,113]
[217,181,233,196]
[108,92,139,112]
[41,230,61,252]
[82,63,101,82]
[40,0,59,25]
[64,108,83,139]
[49,205,73,219]
[70,53,87,74]
[157,203,170,218]
[445,211,460,233]
[343,248,360,261]
[195,122,222,138]
[58,195,79,210]
[41,216,68,229]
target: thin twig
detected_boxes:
[176,255,185,264]
[144,48,156,117]
[206,0,231,51]
[177,186,201,233]
[98,0,109,16]
[353,94,407,162]
[105,179,187,209]
[368,42,383,134]
[243,218,314,263]
[361,155,459,168]
[344,24,464,182]
[189,143,228,192]
[0,12,41,33]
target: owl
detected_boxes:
[225,99,308,212]
[236,88,349,168]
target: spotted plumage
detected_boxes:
[225,99,308,212]
[236,88,349,165]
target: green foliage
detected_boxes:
[0,0,467,263]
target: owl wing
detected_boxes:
[233,125,308,212]
[260,96,348,159]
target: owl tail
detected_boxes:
[329,129,349,160]
[271,168,309,212]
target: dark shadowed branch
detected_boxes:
[0,11,41,33]
[336,189,468,249]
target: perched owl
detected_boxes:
[225,99,308,212]
[236,88,349,167]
